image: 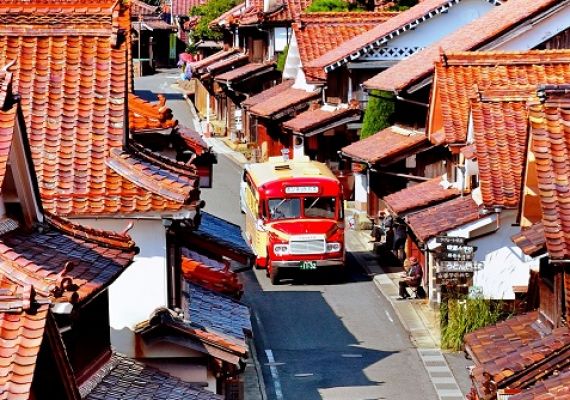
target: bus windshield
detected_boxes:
[268,198,301,220]
[268,197,337,220]
[304,196,336,219]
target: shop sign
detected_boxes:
[435,271,473,286]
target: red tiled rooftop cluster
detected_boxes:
[384,177,460,215]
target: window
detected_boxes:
[303,196,336,219]
[268,198,301,220]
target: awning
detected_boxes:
[248,87,320,120]
[384,177,460,216]
[283,104,361,137]
[214,62,276,86]
[341,125,429,166]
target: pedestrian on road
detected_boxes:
[398,256,422,299]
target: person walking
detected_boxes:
[398,256,423,299]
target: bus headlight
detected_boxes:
[326,242,342,253]
[273,244,290,255]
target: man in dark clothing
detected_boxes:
[393,220,407,261]
[398,257,423,299]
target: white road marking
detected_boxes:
[266,349,284,400]
[384,309,394,323]
[417,348,464,400]
[341,353,363,358]
[294,373,314,377]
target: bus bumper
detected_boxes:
[272,259,344,268]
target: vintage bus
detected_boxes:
[241,156,345,284]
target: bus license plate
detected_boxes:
[299,261,317,270]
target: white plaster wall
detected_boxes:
[361,0,496,60]
[354,172,368,204]
[72,218,168,357]
[493,5,570,51]
[143,358,216,393]
[470,210,537,300]
[283,33,300,80]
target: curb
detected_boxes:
[247,336,268,400]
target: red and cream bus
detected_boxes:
[241,156,345,284]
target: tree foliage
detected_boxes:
[189,0,239,43]
[306,0,364,12]
[360,90,395,139]
[387,0,419,11]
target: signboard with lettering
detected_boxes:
[434,236,484,284]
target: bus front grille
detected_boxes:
[289,239,326,255]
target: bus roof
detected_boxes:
[246,156,338,187]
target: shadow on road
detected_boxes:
[243,260,398,400]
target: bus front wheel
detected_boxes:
[269,265,281,285]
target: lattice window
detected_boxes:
[360,46,423,61]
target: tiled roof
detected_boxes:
[106,143,200,204]
[341,125,428,164]
[511,223,546,257]
[529,86,570,261]
[210,2,246,27]
[406,195,481,242]
[0,274,49,400]
[0,212,138,305]
[471,91,536,209]
[172,0,205,16]
[184,282,251,348]
[364,0,561,92]
[242,79,294,109]
[283,104,361,134]
[248,87,320,119]
[384,177,460,215]
[214,62,276,84]
[510,370,570,400]
[0,70,16,191]
[307,0,497,73]
[206,53,249,75]
[264,0,312,23]
[177,126,210,156]
[185,211,255,267]
[432,50,570,145]
[181,248,243,298]
[131,0,160,16]
[464,311,570,399]
[83,353,222,400]
[190,48,240,74]
[0,1,193,216]
[129,93,177,131]
[460,144,476,160]
[293,12,396,81]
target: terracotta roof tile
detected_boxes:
[283,104,361,134]
[83,353,223,400]
[131,0,160,16]
[0,71,16,192]
[106,143,200,204]
[460,144,476,160]
[529,87,570,260]
[406,195,481,242]
[177,125,210,156]
[293,12,396,81]
[242,79,294,109]
[0,2,192,217]
[172,0,205,16]
[210,2,246,27]
[432,50,570,145]
[511,223,546,257]
[181,248,243,298]
[214,62,276,84]
[0,213,137,305]
[308,0,494,72]
[464,311,570,399]
[190,48,240,74]
[129,93,177,131]
[364,0,562,92]
[248,87,320,118]
[341,125,428,164]
[510,370,570,400]
[384,177,460,215]
[0,299,48,400]
[206,53,249,75]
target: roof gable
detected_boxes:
[364,0,563,92]
[307,0,501,73]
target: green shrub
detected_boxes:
[306,0,364,12]
[360,90,395,139]
[440,296,507,351]
[387,0,419,11]
[276,45,289,72]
